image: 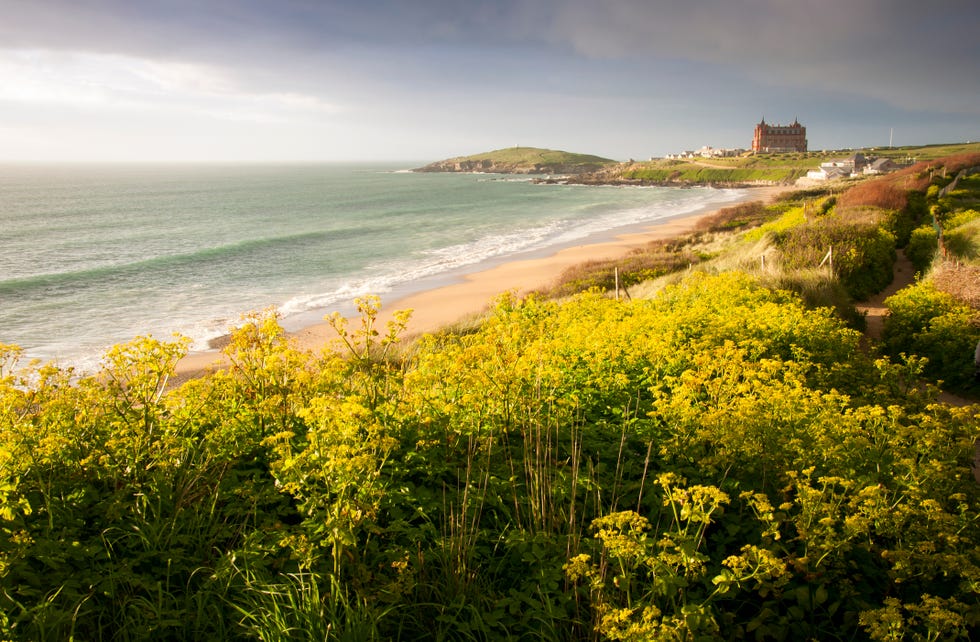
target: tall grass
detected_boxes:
[929,262,980,309]
[232,568,391,642]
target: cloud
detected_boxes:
[540,0,980,114]
[5,0,975,116]
[0,49,340,123]
[0,1,974,160]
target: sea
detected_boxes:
[0,163,747,372]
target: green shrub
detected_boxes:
[693,201,772,233]
[946,208,980,230]
[2,274,978,640]
[759,268,865,330]
[883,280,980,389]
[941,209,980,263]
[744,204,805,242]
[904,190,929,223]
[774,220,896,300]
[906,225,939,273]
[817,195,837,216]
[883,205,917,247]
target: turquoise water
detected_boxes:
[0,163,746,370]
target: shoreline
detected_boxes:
[172,184,793,383]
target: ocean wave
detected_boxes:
[0,227,386,296]
[272,187,748,326]
[274,220,569,321]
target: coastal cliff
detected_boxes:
[415,146,616,175]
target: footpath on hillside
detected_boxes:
[855,249,915,341]
[856,249,973,407]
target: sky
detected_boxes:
[1,0,978,163]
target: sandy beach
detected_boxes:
[173,185,792,382]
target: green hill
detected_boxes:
[414,146,617,174]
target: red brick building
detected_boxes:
[751,118,807,153]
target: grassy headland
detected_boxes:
[414,146,617,174]
[2,148,979,640]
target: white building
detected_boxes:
[806,153,868,180]
[864,158,901,175]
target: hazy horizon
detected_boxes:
[2,1,978,163]
[1,142,976,167]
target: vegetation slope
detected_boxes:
[570,141,980,186]
[1,149,979,641]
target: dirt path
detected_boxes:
[855,249,915,341]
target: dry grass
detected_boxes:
[944,224,980,262]
[929,262,980,310]
[936,152,980,174]
[540,198,799,299]
[702,236,775,273]
[757,267,864,328]
[837,178,914,212]
[691,201,770,234]
[834,205,892,226]
[836,153,980,216]
[626,269,690,300]
[543,240,702,299]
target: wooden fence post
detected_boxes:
[818,246,833,271]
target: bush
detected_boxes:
[906,224,939,273]
[774,219,896,300]
[883,280,980,389]
[944,222,980,262]
[904,190,929,224]
[946,208,980,230]
[883,205,917,247]
[759,268,865,330]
